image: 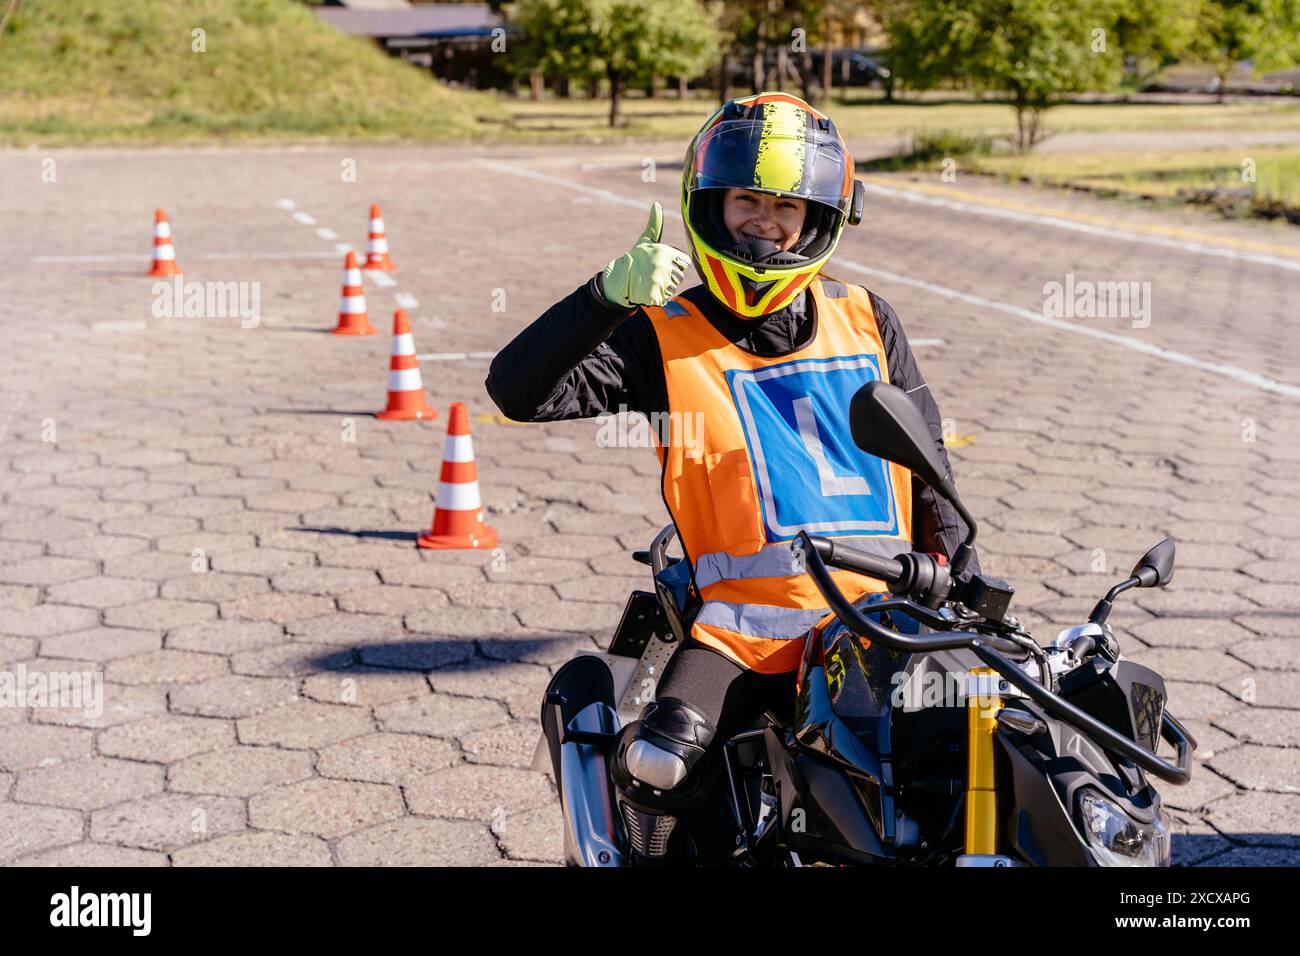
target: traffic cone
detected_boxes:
[377,309,437,421]
[418,402,498,550]
[331,250,376,336]
[363,203,395,272]
[147,208,181,278]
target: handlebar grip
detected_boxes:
[806,535,905,587]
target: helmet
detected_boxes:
[681,92,865,319]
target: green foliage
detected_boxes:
[0,0,504,143]
[506,0,720,123]
[863,128,997,171]
[883,0,1133,150]
[1192,0,1300,83]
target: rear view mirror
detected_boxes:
[1131,538,1175,588]
[849,381,977,575]
[849,381,952,496]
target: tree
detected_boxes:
[1110,0,1204,89]
[0,0,21,40]
[507,0,602,100]
[1192,0,1300,99]
[884,0,1125,151]
[507,0,720,125]
[591,0,720,126]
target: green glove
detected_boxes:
[599,202,691,308]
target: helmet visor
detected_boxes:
[690,117,852,214]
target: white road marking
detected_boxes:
[859,181,1300,274]
[204,251,340,260]
[32,254,149,263]
[366,270,396,288]
[92,320,149,332]
[394,292,419,309]
[480,160,1300,401]
[0,394,25,442]
[316,227,338,240]
[292,211,317,225]
[277,199,297,210]
[838,260,1300,400]
[417,351,496,361]
[911,338,946,347]
[335,243,353,254]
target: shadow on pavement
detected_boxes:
[294,527,420,542]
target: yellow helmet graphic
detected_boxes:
[681,92,865,319]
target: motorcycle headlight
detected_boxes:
[1076,788,1172,867]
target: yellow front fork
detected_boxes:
[965,668,1003,855]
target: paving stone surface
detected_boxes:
[0,143,1296,866]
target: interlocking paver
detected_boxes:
[14,843,169,867]
[104,599,217,631]
[168,746,315,798]
[301,668,430,707]
[248,778,403,839]
[316,733,457,784]
[15,757,164,810]
[0,803,85,864]
[172,831,332,866]
[166,619,284,654]
[170,675,300,719]
[4,146,1297,868]
[0,724,93,770]
[0,604,99,637]
[236,700,374,750]
[375,694,508,738]
[404,764,554,821]
[39,627,160,661]
[90,793,245,852]
[105,649,228,685]
[335,817,499,866]
[99,714,235,764]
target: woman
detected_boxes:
[486,92,976,862]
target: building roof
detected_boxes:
[315,4,501,39]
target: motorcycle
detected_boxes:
[536,381,1197,866]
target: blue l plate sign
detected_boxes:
[728,354,900,542]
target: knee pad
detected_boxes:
[612,697,716,810]
[612,698,717,861]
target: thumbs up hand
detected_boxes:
[598,202,691,308]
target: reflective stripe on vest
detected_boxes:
[646,278,915,674]
[694,600,836,641]
[692,534,911,590]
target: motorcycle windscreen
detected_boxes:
[819,597,917,737]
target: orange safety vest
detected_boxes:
[645,277,914,674]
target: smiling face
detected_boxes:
[722,187,807,251]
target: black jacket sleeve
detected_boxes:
[869,291,981,573]
[484,274,665,421]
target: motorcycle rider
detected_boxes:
[486,92,978,862]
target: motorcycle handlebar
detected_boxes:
[805,534,906,588]
[799,531,1196,786]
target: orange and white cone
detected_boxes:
[418,402,498,550]
[363,203,395,272]
[377,309,436,421]
[331,250,376,336]
[147,208,181,278]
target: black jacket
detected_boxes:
[485,274,978,570]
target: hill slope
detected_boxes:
[0,0,505,142]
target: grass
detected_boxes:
[0,0,506,144]
[1,0,1296,235]
[492,92,1300,144]
[963,147,1300,222]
